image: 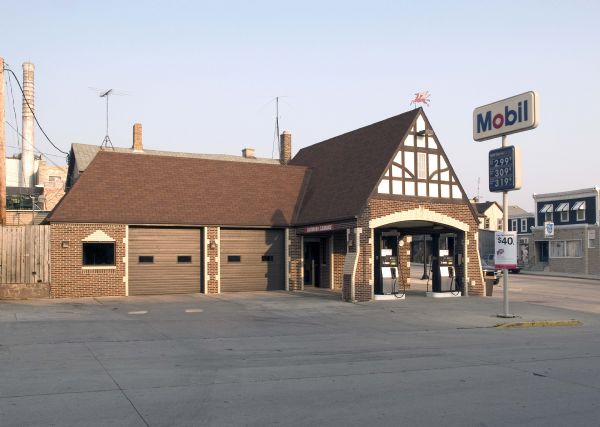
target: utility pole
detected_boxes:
[0,57,7,225]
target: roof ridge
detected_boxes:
[295,108,421,154]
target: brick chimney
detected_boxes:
[132,123,143,151]
[280,131,291,165]
[242,148,255,159]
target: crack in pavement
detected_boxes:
[85,343,150,427]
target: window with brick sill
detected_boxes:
[83,242,115,266]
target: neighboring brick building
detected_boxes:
[5,157,67,225]
[530,187,599,275]
[48,108,484,300]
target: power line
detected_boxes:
[2,65,69,155]
[5,76,31,196]
[6,73,20,149]
[4,121,67,169]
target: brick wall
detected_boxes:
[532,226,597,275]
[50,223,126,298]
[205,226,220,293]
[288,229,303,290]
[398,236,412,290]
[332,232,346,289]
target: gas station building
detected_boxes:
[48,108,485,300]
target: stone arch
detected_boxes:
[369,206,470,231]
[367,206,475,297]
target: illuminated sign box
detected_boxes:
[473,91,539,141]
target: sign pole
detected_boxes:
[500,135,514,318]
[474,90,538,318]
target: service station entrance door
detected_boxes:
[304,240,321,286]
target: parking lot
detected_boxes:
[1,288,600,426]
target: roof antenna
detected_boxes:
[271,96,281,158]
[100,89,114,150]
[476,176,481,202]
[89,87,128,150]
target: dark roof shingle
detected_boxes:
[51,151,310,226]
[289,109,420,224]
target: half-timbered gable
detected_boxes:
[376,112,465,201]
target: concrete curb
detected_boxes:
[520,271,600,281]
[495,319,583,329]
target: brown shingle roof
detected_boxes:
[70,143,280,174]
[473,201,502,215]
[50,151,310,226]
[289,109,420,225]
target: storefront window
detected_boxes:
[550,240,582,258]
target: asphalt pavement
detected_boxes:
[1,286,599,426]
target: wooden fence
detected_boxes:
[0,225,50,284]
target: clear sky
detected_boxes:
[2,0,599,210]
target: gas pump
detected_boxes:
[380,249,398,295]
[437,249,454,292]
[375,232,405,297]
[431,234,458,294]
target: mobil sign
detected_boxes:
[473,91,539,141]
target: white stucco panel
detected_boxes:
[377,179,390,194]
[82,230,115,242]
[416,115,426,132]
[394,151,403,164]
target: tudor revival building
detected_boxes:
[48,108,485,300]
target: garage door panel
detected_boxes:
[129,228,201,295]
[220,229,284,292]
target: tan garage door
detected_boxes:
[220,229,284,292]
[129,227,201,295]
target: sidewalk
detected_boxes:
[519,269,600,281]
[411,262,600,282]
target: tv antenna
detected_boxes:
[273,96,281,158]
[264,95,291,158]
[89,87,128,150]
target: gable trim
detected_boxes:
[82,230,115,242]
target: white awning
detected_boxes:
[556,202,569,212]
[540,204,553,213]
[572,201,586,210]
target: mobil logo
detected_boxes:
[473,91,539,141]
[478,101,528,131]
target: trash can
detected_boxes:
[485,280,494,296]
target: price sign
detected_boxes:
[494,231,517,269]
[489,146,521,192]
